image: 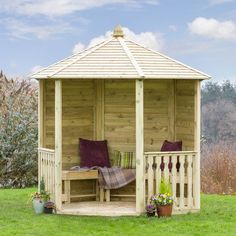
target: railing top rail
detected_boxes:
[38,147,55,154]
[144,151,197,155]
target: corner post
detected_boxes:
[193,80,201,210]
[135,79,145,214]
[38,80,44,191]
[38,80,44,148]
[55,80,62,210]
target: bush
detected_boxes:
[0,73,38,187]
[201,143,236,194]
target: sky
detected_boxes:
[0,0,236,82]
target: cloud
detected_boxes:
[188,17,236,41]
[2,18,74,39]
[168,25,177,32]
[0,0,159,39]
[209,0,233,6]
[31,65,44,74]
[0,0,159,17]
[73,42,86,54]
[73,27,165,54]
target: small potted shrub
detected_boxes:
[31,192,45,214]
[151,180,174,218]
[145,203,156,217]
[44,201,55,214]
[31,178,50,214]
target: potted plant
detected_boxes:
[31,191,45,214]
[145,203,156,217]
[44,201,55,214]
[151,180,174,218]
[31,178,50,214]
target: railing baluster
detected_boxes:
[155,155,161,195]
[187,154,193,208]
[171,154,177,208]
[179,155,185,209]
[148,155,154,200]
[163,155,169,182]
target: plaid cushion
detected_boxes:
[113,150,135,169]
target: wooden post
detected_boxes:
[38,80,44,191]
[135,79,145,214]
[55,80,62,210]
[193,80,201,210]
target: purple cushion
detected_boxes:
[79,138,111,168]
[161,140,182,152]
[160,140,182,171]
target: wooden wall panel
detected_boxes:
[45,80,95,170]
[104,80,136,160]
[144,80,171,151]
[175,80,195,150]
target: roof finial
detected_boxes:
[113,24,124,38]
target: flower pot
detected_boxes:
[32,198,45,214]
[44,207,53,214]
[146,211,155,217]
[157,204,173,218]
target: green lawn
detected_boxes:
[0,188,235,236]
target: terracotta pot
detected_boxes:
[157,204,173,218]
[146,211,155,217]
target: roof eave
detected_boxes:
[31,74,211,80]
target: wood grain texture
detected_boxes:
[45,80,95,169]
[135,79,145,213]
[104,80,135,157]
[175,80,195,150]
[55,80,62,210]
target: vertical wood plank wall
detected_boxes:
[175,80,195,150]
[144,80,171,151]
[104,80,135,157]
[44,80,95,170]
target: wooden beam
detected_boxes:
[38,80,44,148]
[95,80,104,140]
[193,80,201,210]
[135,79,145,214]
[38,80,44,191]
[55,80,62,210]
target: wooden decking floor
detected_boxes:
[60,201,137,216]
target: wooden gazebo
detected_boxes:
[32,25,211,216]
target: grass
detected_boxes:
[0,188,236,236]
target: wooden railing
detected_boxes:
[144,151,197,211]
[38,148,55,201]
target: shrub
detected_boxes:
[201,142,236,194]
[0,72,38,187]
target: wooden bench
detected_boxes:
[62,170,110,203]
[61,151,135,204]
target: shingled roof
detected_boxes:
[31,25,211,80]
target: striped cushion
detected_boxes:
[113,150,136,169]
